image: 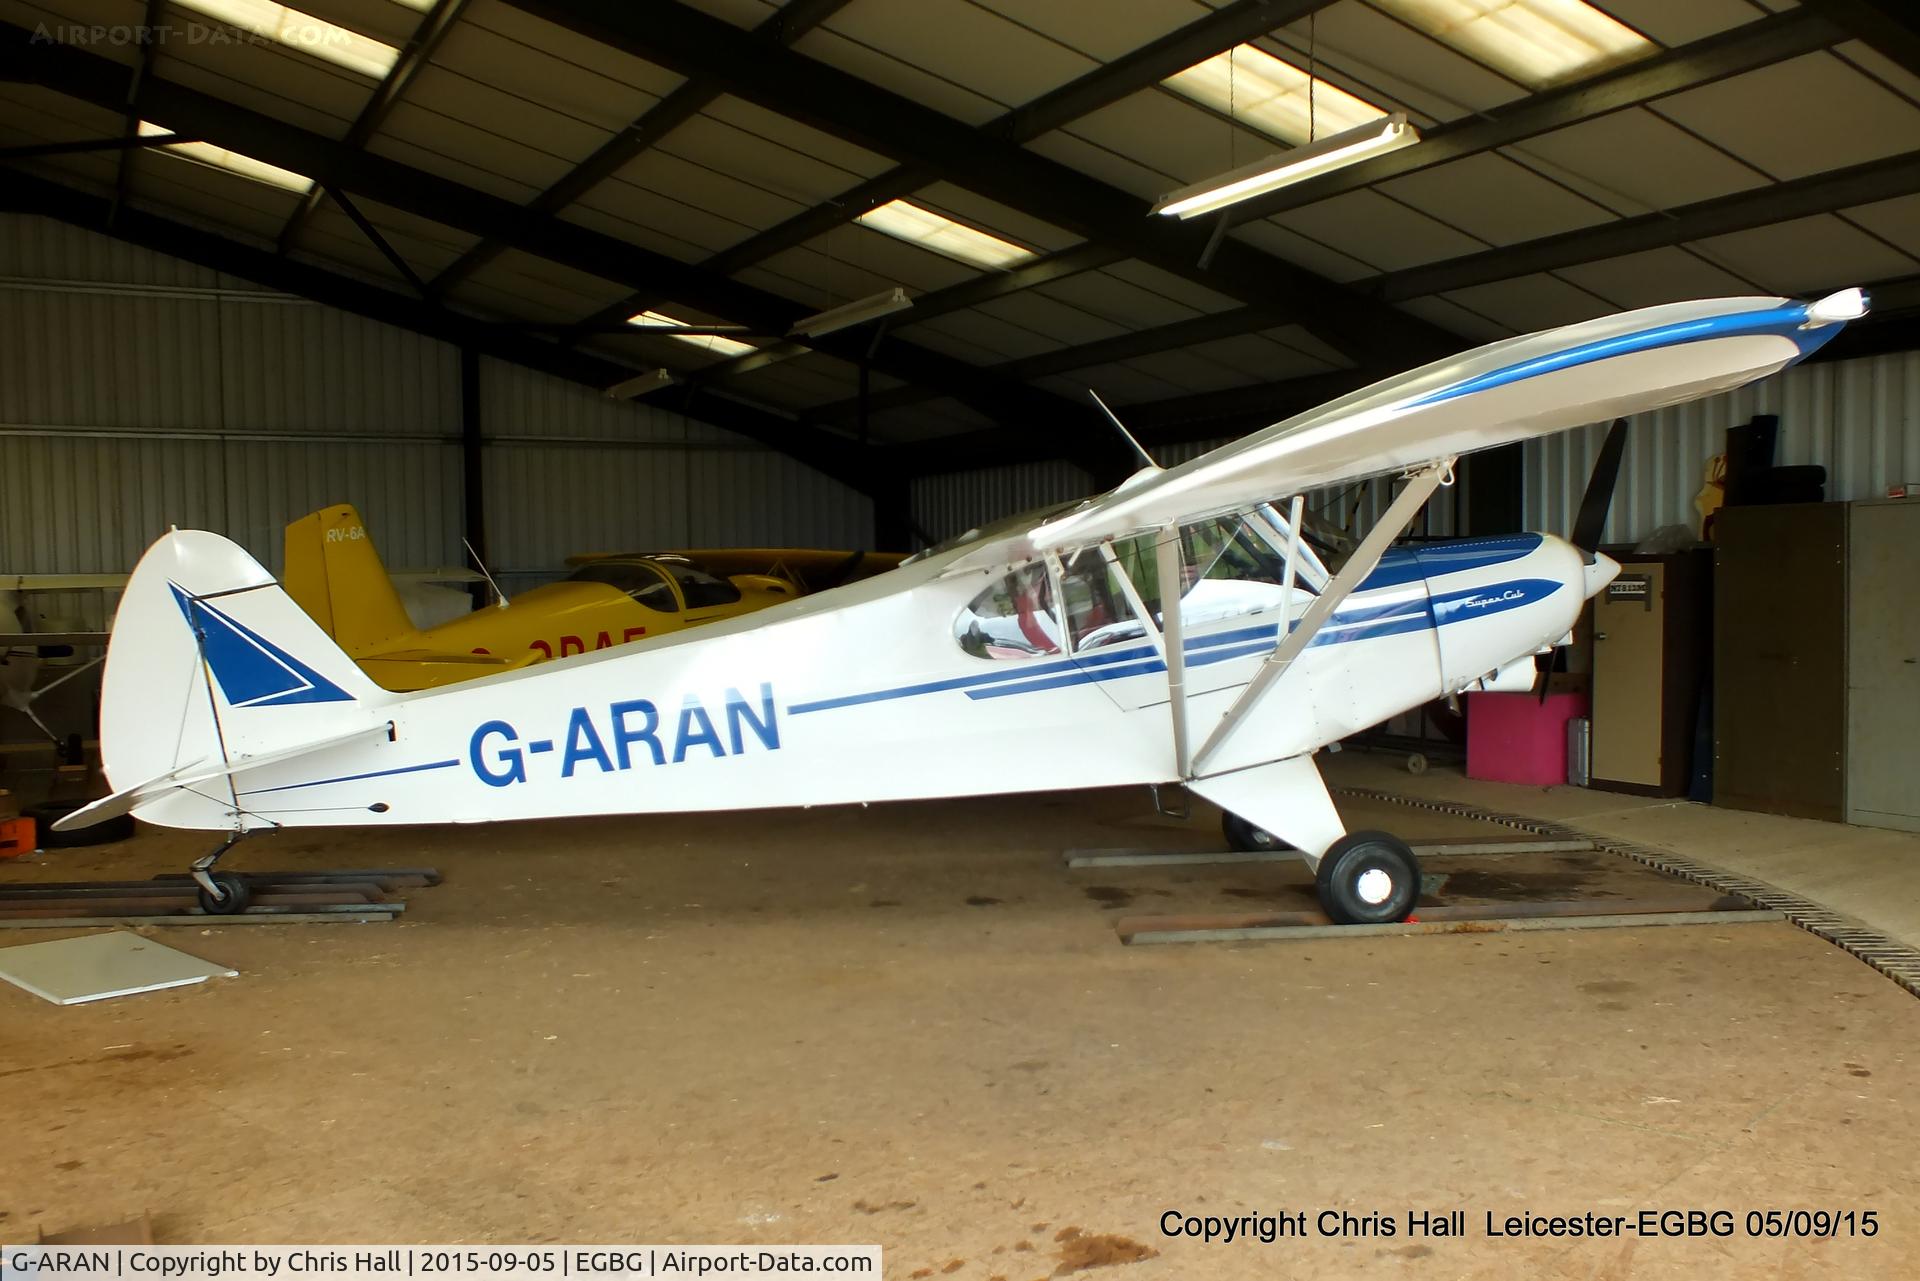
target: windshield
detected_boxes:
[659,561,741,609]
[566,561,678,611]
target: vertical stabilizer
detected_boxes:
[283,504,418,655]
[100,529,393,830]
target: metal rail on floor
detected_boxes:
[0,868,440,927]
[1082,795,1832,949]
[1066,837,1595,869]
[1321,787,1920,999]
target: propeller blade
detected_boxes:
[1570,418,1629,554]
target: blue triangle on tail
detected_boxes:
[169,583,353,707]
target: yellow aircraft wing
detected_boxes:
[565,547,906,591]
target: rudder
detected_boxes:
[283,503,418,654]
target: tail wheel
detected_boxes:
[197,872,252,916]
[1221,811,1293,853]
[1314,830,1421,925]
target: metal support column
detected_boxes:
[459,347,487,608]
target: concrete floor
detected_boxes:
[2,777,1917,1278]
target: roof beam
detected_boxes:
[427,0,854,297]
[1370,146,1920,300]
[111,0,164,224]
[0,169,886,495]
[0,21,1130,477]
[500,0,1455,368]
[276,0,472,253]
[1801,0,1920,78]
[622,242,1126,396]
[807,304,1291,424]
[1219,7,1843,227]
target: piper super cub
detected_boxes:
[59,291,1868,924]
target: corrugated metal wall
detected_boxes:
[480,361,874,589]
[909,458,1092,543]
[1526,352,1920,545]
[0,214,874,596]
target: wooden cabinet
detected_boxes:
[1713,504,1846,821]
[1712,500,1920,830]
[1589,552,1709,796]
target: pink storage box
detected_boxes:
[1465,691,1589,786]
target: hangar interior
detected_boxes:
[4,0,1920,1272]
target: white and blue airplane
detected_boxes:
[59,290,1868,924]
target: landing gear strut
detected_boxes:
[1314,830,1421,925]
[1221,810,1293,853]
[190,833,254,915]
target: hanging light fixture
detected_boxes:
[1152,113,1418,220]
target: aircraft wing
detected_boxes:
[565,547,907,588]
[2,573,129,590]
[566,548,903,570]
[942,291,1864,570]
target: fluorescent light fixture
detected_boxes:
[137,122,314,193]
[1153,114,1418,219]
[1163,44,1385,145]
[1370,0,1653,88]
[854,201,1035,270]
[170,0,402,79]
[626,310,758,358]
[789,287,914,338]
[604,368,677,400]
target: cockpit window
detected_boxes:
[658,562,742,609]
[568,561,679,612]
[952,511,1323,662]
[1061,547,1145,651]
[569,558,743,611]
[955,563,1061,659]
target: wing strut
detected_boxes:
[1153,526,1191,777]
[1188,458,1453,778]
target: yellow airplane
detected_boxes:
[283,505,896,692]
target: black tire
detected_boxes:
[1314,830,1421,925]
[1221,811,1293,853]
[24,801,135,848]
[197,872,252,915]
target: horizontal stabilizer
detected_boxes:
[54,721,395,831]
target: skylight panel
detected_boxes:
[137,122,315,193]
[1370,0,1654,88]
[1163,44,1385,146]
[170,0,402,79]
[853,201,1036,271]
[627,310,759,358]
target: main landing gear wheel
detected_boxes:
[196,871,252,915]
[1221,811,1294,853]
[1314,830,1421,925]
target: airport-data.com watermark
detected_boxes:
[26,20,350,51]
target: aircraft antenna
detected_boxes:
[1088,389,1158,471]
[463,537,512,608]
